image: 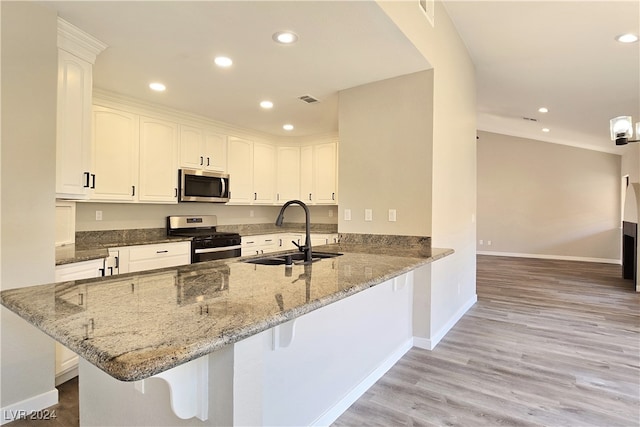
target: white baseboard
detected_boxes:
[413,294,477,351]
[0,389,59,426]
[311,338,414,427]
[55,366,78,387]
[477,251,621,265]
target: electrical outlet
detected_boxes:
[95,210,103,221]
[249,210,254,218]
[344,209,352,221]
[479,239,483,245]
[487,240,492,246]
[388,209,397,222]
[328,209,333,218]
[365,209,373,221]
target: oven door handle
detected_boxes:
[194,245,242,254]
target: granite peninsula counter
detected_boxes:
[2,243,452,382]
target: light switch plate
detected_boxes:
[365,209,373,221]
[388,209,397,222]
[344,209,351,221]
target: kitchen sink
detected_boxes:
[245,251,342,266]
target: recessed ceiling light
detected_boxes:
[260,100,274,109]
[538,107,549,113]
[149,82,166,92]
[542,128,550,133]
[616,33,639,43]
[272,31,298,44]
[283,124,294,131]
[214,56,233,67]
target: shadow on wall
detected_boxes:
[623,183,640,223]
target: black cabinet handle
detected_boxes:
[175,188,178,198]
[254,192,257,200]
[332,192,335,200]
[132,185,135,196]
[207,157,210,166]
[200,156,204,165]
[84,172,90,188]
[91,174,96,189]
[309,193,312,201]
[156,250,169,254]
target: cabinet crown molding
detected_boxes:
[57,17,108,64]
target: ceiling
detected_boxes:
[41,1,430,139]
[41,1,639,153]
[444,0,639,154]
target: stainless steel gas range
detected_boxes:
[167,215,241,263]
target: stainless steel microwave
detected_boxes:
[178,169,230,203]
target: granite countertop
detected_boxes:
[5,242,452,382]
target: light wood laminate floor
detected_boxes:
[6,256,639,426]
[333,255,640,426]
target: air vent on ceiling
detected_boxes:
[522,117,538,122]
[418,0,434,27]
[298,95,320,104]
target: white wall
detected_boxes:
[1,1,58,416]
[371,1,477,347]
[477,131,622,263]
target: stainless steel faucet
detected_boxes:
[275,200,312,262]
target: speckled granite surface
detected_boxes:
[2,242,452,382]
[56,245,110,266]
[217,223,337,236]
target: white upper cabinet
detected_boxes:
[138,116,179,203]
[314,142,338,204]
[91,106,139,201]
[179,125,227,172]
[253,142,277,204]
[55,18,106,199]
[300,145,314,204]
[276,146,301,203]
[227,137,254,204]
[299,142,338,205]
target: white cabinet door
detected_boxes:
[227,137,254,204]
[56,49,94,198]
[314,142,338,204]
[138,116,178,203]
[276,146,301,203]
[300,145,314,204]
[203,130,226,172]
[253,142,276,204]
[179,125,204,170]
[91,106,139,201]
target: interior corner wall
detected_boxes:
[477,131,622,262]
[338,70,433,237]
[1,1,58,413]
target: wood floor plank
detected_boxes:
[333,255,640,426]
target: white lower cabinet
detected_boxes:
[241,235,279,256]
[54,258,105,385]
[126,241,191,273]
[243,233,336,255]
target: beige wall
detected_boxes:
[76,203,337,231]
[1,1,58,411]
[477,131,622,262]
[338,70,433,236]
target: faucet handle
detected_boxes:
[292,240,303,251]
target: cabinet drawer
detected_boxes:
[128,242,190,273]
[128,242,190,261]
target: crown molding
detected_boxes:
[57,17,107,64]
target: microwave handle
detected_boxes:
[221,178,226,197]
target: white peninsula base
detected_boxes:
[79,272,414,426]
